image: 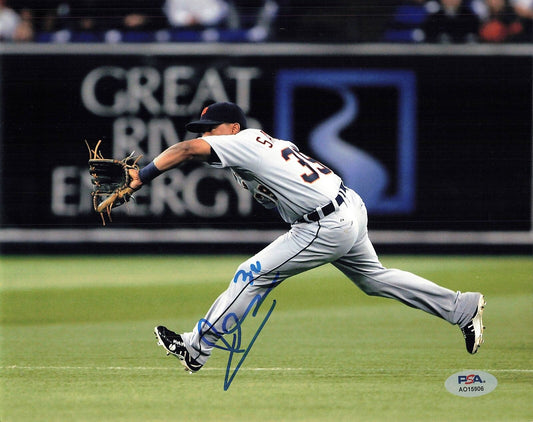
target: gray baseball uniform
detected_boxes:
[180,128,480,365]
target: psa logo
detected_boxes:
[458,374,485,385]
[445,370,498,397]
[275,69,416,214]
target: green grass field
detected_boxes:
[1,255,532,421]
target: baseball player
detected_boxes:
[128,102,486,373]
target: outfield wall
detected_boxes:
[0,43,532,253]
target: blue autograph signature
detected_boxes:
[197,261,279,390]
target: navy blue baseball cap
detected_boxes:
[186,102,247,133]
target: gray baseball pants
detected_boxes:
[182,188,480,365]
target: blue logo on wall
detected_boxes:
[275,69,417,214]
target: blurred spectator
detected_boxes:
[11,1,67,36]
[163,0,233,29]
[382,0,431,42]
[476,0,524,42]
[162,0,280,41]
[13,7,33,40]
[0,0,21,40]
[424,0,481,42]
[511,0,533,40]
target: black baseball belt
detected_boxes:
[296,182,347,223]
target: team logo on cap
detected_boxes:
[201,107,209,116]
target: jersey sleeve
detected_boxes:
[201,129,262,169]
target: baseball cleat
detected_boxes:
[461,294,486,354]
[154,326,203,373]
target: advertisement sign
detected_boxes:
[0,45,531,247]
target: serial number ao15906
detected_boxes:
[458,386,484,392]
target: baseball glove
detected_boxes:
[86,140,142,225]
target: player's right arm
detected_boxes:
[129,138,211,189]
[153,138,211,170]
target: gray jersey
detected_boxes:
[203,129,343,223]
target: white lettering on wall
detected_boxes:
[51,64,262,219]
[80,65,261,117]
[51,166,253,218]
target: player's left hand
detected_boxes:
[86,140,142,225]
[128,168,143,190]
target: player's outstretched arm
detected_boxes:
[129,138,211,189]
[154,138,211,170]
